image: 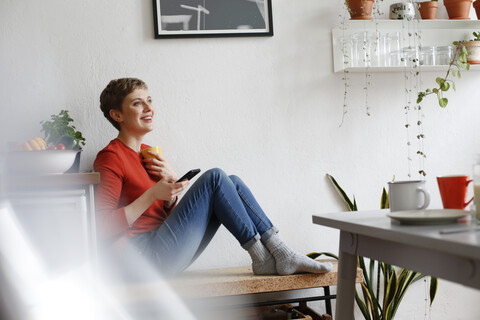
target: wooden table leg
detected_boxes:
[335,231,358,320]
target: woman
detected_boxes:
[94,78,332,278]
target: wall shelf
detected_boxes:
[342,64,480,73]
[332,19,480,73]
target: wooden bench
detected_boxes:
[114,260,363,319]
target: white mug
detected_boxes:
[388,180,430,212]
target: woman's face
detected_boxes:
[115,88,155,135]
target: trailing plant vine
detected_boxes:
[339,3,351,127]
[416,42,470,108]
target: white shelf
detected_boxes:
[342,64,480,73]
[332,19,480,73]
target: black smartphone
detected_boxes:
[176,169,201,182]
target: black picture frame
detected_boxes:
[152,0,273,39]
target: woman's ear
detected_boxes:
[109,109,122,123]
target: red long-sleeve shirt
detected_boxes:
[93,139,174,239]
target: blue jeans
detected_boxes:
[130,168,278,277]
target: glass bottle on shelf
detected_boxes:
[436,46,453,65]
[419,46,436,66]
[386,32,402,67]
[365,31,380,67]
[351,32,367,67]
[337,36,353,68]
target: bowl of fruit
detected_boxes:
[5,137,81,175]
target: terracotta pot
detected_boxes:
[444,0,473,19]
[463,41,480,64]
[474,0,480,18]
[418,1,439,19]
[346,0,374,20]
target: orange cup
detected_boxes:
[437,175,473,209]
[141,146,162,159]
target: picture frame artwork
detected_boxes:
[153,0,273,38]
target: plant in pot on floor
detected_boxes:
[40,109,86,173]
[418,0,438,19]
[308,175,437,320]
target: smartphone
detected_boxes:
[176,169,201,183]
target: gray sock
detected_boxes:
[264,234,333,275]
[246,240,277,275]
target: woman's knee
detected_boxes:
[203,168,227,184]
[228,174,242,187]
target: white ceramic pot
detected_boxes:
[464,41,480,64]
[390,2,416,19]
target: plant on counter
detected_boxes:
[40,109,86,150]
[309,174,437,320]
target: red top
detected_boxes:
[93,139,174,239]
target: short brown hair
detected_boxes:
[99,78,148,130]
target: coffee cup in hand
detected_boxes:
[141,146,162,159]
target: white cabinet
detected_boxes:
[332,20,480,73]
[8,190,89,271]
[4,173,100,271]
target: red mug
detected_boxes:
[437,175,473,209]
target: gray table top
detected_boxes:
[313,209,480,260]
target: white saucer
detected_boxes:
[387,209,470,225]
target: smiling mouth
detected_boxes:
[142,116,153,121]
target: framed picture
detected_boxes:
[152,0,273,38]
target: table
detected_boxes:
[312,210,480,320]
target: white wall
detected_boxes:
[1,0,480,318]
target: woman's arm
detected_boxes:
[123,179,187,226]
[94,149,189,236]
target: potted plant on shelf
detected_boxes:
[345,0,375,20]
[463,31,480,64]
[40,109,86,173]
[474,0,480,17]
[418,0,439,19]
[444,0,473,20]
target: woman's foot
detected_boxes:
[264,234,333,275]
[247,240,277,275]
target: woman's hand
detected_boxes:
[143,151,178,182]
[150,179,189,202]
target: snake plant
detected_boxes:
[308,174,437,320]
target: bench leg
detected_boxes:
[323,286,332,315]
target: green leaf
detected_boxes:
[441,82,450,91]
[452,69,457,77]
[326,174,356,211]
[384,268,398,319]
[306,251,339,260]
[435,77,444,86]
[439,98,448,108]
[430,277,438,306]
[355,290,372,320]
[381,187,389,209]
